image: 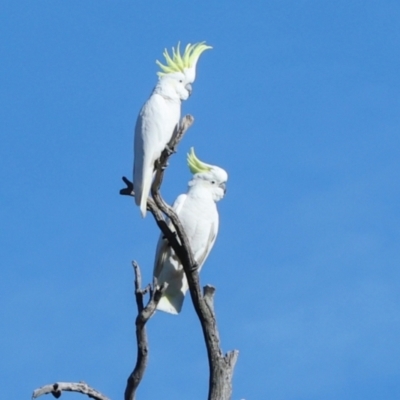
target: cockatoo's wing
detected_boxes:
[193,220,218,271]
[133,94,180,217]
[133,104,156,216]
[153,194,188,314]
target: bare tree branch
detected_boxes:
[32,382,110,400]
[124,262,166,400]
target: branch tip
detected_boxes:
[203,284,216,298]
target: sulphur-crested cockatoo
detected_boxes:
[153,148,228,314]
[134,42,212,217]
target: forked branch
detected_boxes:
[124,262,166,400]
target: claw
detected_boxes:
[165,144,176,156]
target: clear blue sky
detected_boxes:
[1,1,400,399]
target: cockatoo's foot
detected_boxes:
[154,159,167,171]
[165,144,176,156]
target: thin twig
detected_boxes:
[32,382,110,400]
[124,262,166,400]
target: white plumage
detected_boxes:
[133,42,211,217]
[153,150,228,314]
[134,74,190,217]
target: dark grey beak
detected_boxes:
[185,83,192,97]
[219,182,227,194]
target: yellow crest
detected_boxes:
[187,147,212,174]
[156,42,212,77]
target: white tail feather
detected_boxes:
[156,292,185,314]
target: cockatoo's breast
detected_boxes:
[178,193,218,259]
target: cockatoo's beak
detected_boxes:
[185,83,192,97]
[219,182,227,194]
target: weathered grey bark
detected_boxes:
[32,382,110,400]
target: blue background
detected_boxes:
[1,1,399,399]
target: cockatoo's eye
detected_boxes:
[179,80,183,83]
[211,180,216,184]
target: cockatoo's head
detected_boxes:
[157,72,192,101]
[156,42,212,85]
[187,148,228,202]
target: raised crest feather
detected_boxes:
[187,147,213,174]
[156,42,212,77]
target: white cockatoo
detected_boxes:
[153,148,228,314]
[134,42,212,217]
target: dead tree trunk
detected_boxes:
[32,115,239,400]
